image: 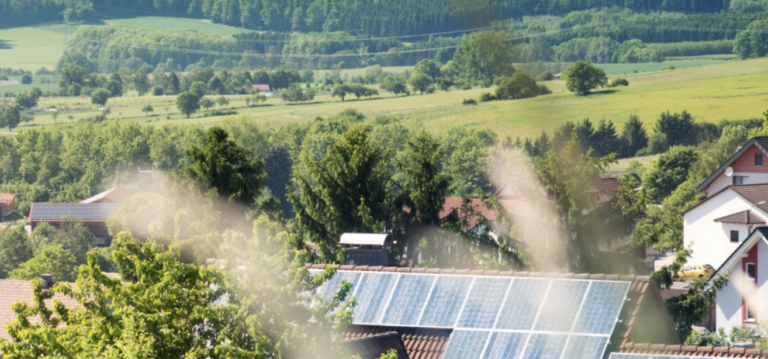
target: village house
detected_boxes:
[683,136,768,337]
[0,193,14,219]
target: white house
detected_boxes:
[683,184,768,269]
[697,137,768,196]
[708,227,768,335]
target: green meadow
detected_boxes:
[4,56,766,139]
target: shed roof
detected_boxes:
[340,233,389,246]
[29,203,121,221]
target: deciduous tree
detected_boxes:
[564,60,607,95]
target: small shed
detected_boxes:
[340,233,391,267]
[0,193,15,217]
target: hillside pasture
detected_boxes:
[0,24,76,71]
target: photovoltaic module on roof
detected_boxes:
[312,270,631,359]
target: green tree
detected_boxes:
[142,104,154,116]
[494,72,540,100]
[182,126,266,206]
[655,110,695,146]
[331,84,353,101]
[14,89,41,110]
[200,97,216,112]
[399,131,450,225]
[290,126,393,259]
[29,221,95,264]
[90,88,111,107]
[167,71,180,94]
[133,65,153,96]
[564,60,607,95]
[380,76,408,97]
[643,146,699,203]
[0,228,33,278]
[452,31,514,84]
[0,105,21,132]
[409,73,434,95]
[9,244,79,282]
[176,92,201,118]
[413,59,441,79]
[189,81,208,98]
[216,96,230,108]
[620,115,648,157]
[208,76,225,95]
[696,125,749,179]
[20,74,32,84]
[0,233,352,359]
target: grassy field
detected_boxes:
[5,56,768,139]
[0,24,76,71]
[103,17,252,36]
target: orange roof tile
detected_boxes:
[0,279,79,340]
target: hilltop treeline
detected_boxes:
[2,0,730,34]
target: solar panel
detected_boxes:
[352,272,396,324]
[30,203,121,221]
[442,330,490,359]
[534,280,589,332]
[381,274,435,325]
[457,277,511,328]
[317,271,362,302]
[561,335,608,359]
[521,333,568,359]
[419,276,473,327]
[481,332,527,359]
[495,278,550,330]
[573,281,630,334]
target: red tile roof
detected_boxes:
[620,343,768,358]
[79,186,132,204]
[251,84,270,91]
[344,330,411,359]
[0,280,79,340]
[343,326,449,359]
[0,193,14,203]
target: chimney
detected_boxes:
[41,274,53,289]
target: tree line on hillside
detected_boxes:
[0,0,729,33]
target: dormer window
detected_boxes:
[756,153,764,166]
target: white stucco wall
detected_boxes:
[683,190,768,268]
[758,239,768,323]
[708,172,768,194]
[717,265,744,336]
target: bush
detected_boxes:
[538,85,552,95]
[479,92,497,102]
[610,78,629,87]
[646,132,670,155]
[537,71,555,81]
[462,98,477,105]
[152,87,164,96]
[684,329,730,347]
[20,74,32,84]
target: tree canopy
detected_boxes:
[564,60,608,95]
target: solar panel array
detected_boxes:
[314,270,631,359]
[610,354,741,359]
[30,203,121,221]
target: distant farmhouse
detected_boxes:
[251,84,278,97]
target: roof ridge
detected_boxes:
[621,343,768,357]
[306,264,649,282]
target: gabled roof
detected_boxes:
[29,203,121,221]
[251,84,270,91]
[438,197,498,229]
[696,137,768,193]
[714,210,766,225]
[0,279,79,340]
[343,329,412,359]
[79,187,132,204]
[708,227,768,285]
[682,183,768,216]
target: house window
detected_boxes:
[746,263,757,281]
[731,230,740,243]
[746,304,756,322]
[757,153,764,166]
[733,176,748,185]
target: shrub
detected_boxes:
[20,74,32,84]
[610,78,629,87]
[479,92,496,102]
[462,98,478,105]
[537,71,555,81]
[538,84,552,95]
